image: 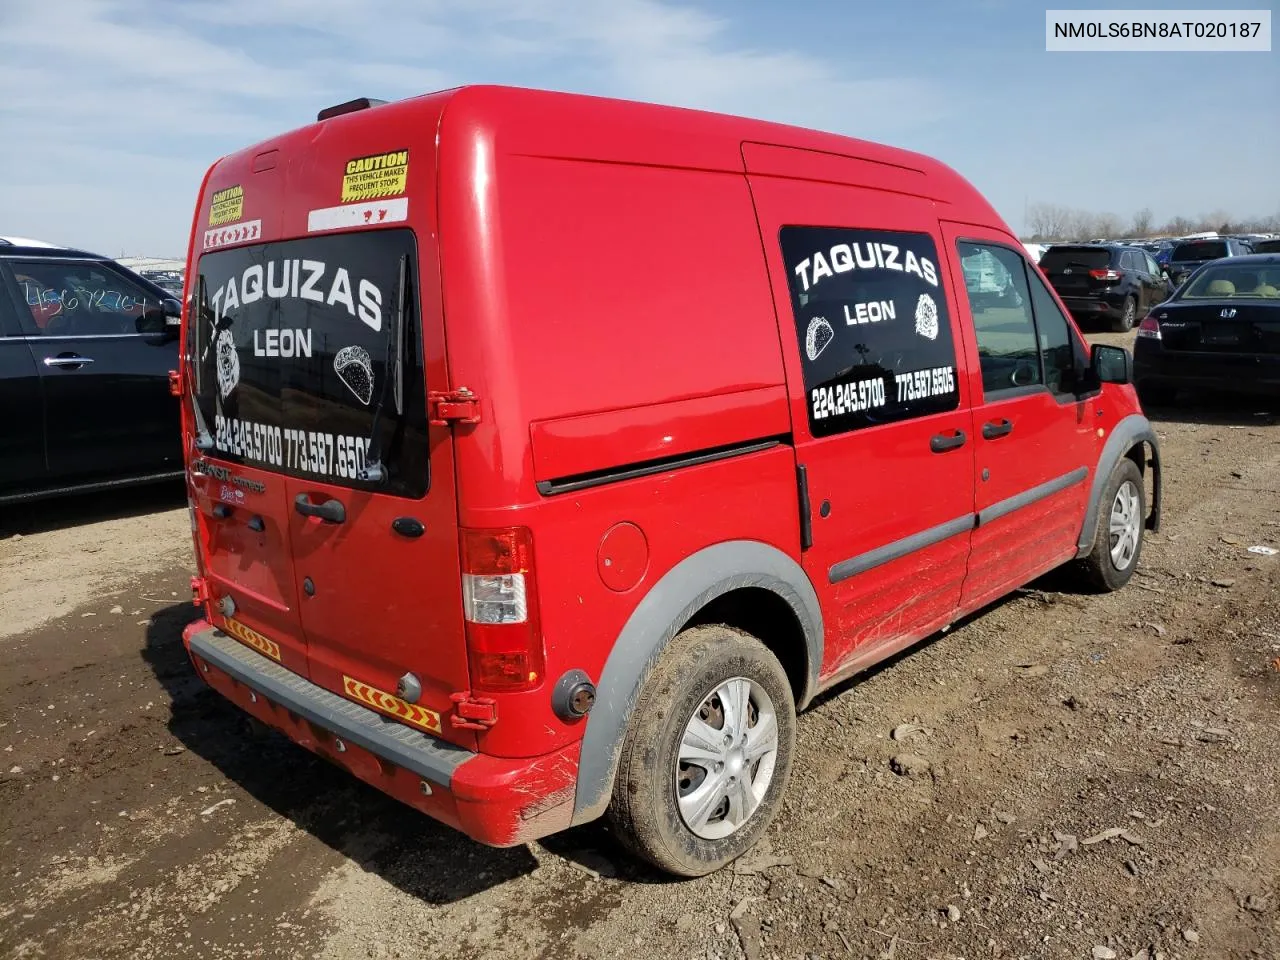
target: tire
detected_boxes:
[1075,457,1146,592]
[1138,381,1177,407]
[607,625,796,877]
[1113,295,1137,332]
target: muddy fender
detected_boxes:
[1076,413,1162,557]
[571,540,822,825]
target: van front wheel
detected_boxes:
[1076,457,1146,592]
[607,625,796,877]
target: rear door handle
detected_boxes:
[294,494,346,524]
[982,418,1013,440]
[43,354,94,368]
[930,429,967,453]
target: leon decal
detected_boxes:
[914,293,940,341]
[805,316,834,361]
[341,150,409,203]
[334,345,375,405]
[209,185,244,226]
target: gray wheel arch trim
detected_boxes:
[571,539,823,824]
[1076,412,1163,557]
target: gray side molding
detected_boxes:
[571,540,822,824]
[1076,412,1163,557]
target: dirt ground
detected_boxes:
[2,332,1278,960]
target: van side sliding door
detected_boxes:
[745,147,978,682]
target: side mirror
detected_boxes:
[1091,343,1133,385]
[162,297,182,325]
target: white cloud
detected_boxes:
[0,0,949,253]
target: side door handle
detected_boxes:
[43,353,94,368]
[929,429,967,453]
[294,494,346,524]
[982,418,1013,440]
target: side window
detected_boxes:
[955,242,1042,397]
[1121,250,1140,272]
[1145,253,1161,276]
[778,226,960,437]
[8,260,163,337]
[1026,271,1086,396]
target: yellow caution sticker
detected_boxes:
[209,185,244,226]
[342,674,442,734]
[223,617,281,662]
[341,149,409,203]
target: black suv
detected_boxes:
[1039,243,1173,332]
[0,241,184,504]
[1166,237,1254,286]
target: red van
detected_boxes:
[177,86,1162,876]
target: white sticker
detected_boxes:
[204,220,262,251]
[334,345,375,405]
[308,198,409,234]
[914,293,939,340]
[805,316,834,361]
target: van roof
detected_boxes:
[217,84,1003,229]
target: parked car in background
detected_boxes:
[1134,253,1280,404]
[1166,237,1254,285]
[136,269,185,296]
[1039,243,1172,331]
[0,241,183,504]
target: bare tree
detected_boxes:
[1130,207,1153,236]
[1023,203,1276,242]
[1027,203,1073,240]
[1094,212,1124,238]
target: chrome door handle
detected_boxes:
[43,355,94,367]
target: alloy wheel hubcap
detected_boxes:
[1109,479,1142,569]
[675,677,779,840]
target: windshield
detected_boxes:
[192,228,429,498]
[1171,241,1227,262]
[1181,263,1280,300]
[1039,247,1111,271]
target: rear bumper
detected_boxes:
[1060,294,1123,319]
[183,621,579,847]
[1134,343,1280,395]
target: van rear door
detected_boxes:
[193,225,474,749]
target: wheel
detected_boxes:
[607,625,796,877]
[1113,295,1137,332]
[1075,458,1145,592]
[1138,381,1177,407]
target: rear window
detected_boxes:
[1252,239,1280,254]
[1038,247,1112,272]
[1171,241,1227,262]
[190,228,429,498]
[1180,263,1280,299]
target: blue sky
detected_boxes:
[0,0,1275,255]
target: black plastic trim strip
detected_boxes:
[796,463,813,551]
[829,513,975,584]
[977,466,1089,526]
[188,627,473,787]
[536,437,786,496]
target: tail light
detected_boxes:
[460,527,545,692]
[1088,268,1124,282]
[1137,315,1161,339]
